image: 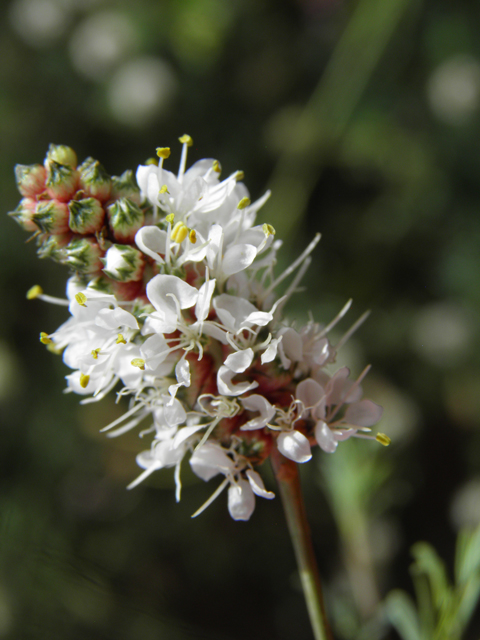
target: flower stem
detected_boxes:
[271,446,333,640]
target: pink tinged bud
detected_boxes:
[78,157,112,202]
[63,236,104,273]
[14,164,46,197]
[68,197,105,234]
[33,199,70,234]
[45,160,79,201]
[8,198,38,232]
[102,244,144,282]
[111,170,141,205]
[46,143,77,168]
[277,430,312,463]
[107,197,145,243]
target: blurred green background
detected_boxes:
[1,0,480,638]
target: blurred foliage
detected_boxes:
[386,525,480,640]
[2,0,480,638]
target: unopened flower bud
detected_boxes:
[68,197,105,234]
[33,200,70,234]
[78,157,112,202]
[63,237,104,273]
[45,160,79,201]
[8,198,38,232]
[36,232,71,262]
[46,144,77,168]
[110,170,141,205]
[107,197,144,243]
[102,244,144,282]
[14,164,46,197]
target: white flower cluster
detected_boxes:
[35,136,387,521]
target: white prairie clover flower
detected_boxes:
[12,137,389,522]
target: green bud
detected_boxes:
[63,237,104,274]
[78,157,112,202]
[102,244,144,282]
[14,164,46,197]
[46,144,77,168]
[110,170,141,205]
[36,233,71,262]
[45,160,78,201]
[68,197,105,234]
[107,197,145,242]
[33,200,70,234]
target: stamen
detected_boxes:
[318,299,353,338]
[171,221,188,243]
[237,197,251,210]
[376,433,391,446]
[165,213,175,224]
[178,135,193,181]
[75,292,88,307]
[131,358,146,370]
[145,157,158,166]
[27,285,43,300]
[159,184,169,194]
[91,348,101,359]
[80,373,90,389]
[178,134,193,146]
[116,334,127,344]
[335,309,371,351]
[263,223,276,236]
[156,147,171,159]
[260,233,321,303]
[213,160,221,173]
[39,332,52,345]
[189,229,197,244]
[191,477,229,518]
[235,171,245,181]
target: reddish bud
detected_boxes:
[68,197,105,234]
[14,164,46,197]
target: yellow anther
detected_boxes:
[165,213,175,224]
[91,348,101,359]
[159,184,169,194]
[80,373,90,389]
[171,221,188,243]
[237,197,251,210]
[235,171,245,181]
[27,285,43,300]
[178,134,193,146]
[376,433,391,447]
[145,157,159,166]
[189,229,197,244]
[213,160,221,173]
[75,292,87,307]
[116,334,127,344]
[131,358,146,370]
[263,223,276,236]
[39,332,52,345]
[156,147,171,159]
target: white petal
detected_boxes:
[296,378,325,410]
[228,479,255,521]
[261,336,282,364]
[278,327,303,362]
[146,274,199,314]
[314,421,338,453]
[344,400,383,427]
[246,470,275,499]
[222,244,257,277]
[217,365,258,397]
[189,443,234,481]
[195,278,216,322]
[164,397,187,428]
[224,348,254,373]
[135,226,166,263]
[277,430,312,463]
[240,394,276,430]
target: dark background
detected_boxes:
[1,0,480,638]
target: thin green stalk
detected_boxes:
[271,446,333,640]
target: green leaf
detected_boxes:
[385,590,422,640]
